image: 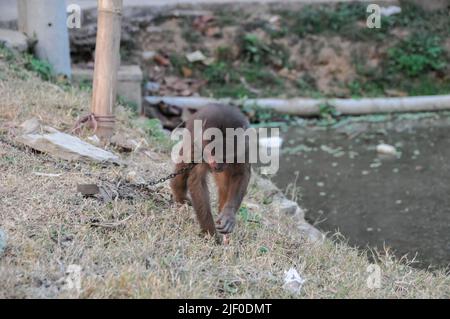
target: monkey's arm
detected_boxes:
[216,164,251,234]
[188,164,217,236]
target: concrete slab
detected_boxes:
[0,28,28,51]
[72,65,143,113]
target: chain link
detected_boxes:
[143,163,196,188]
[1,134,196,189]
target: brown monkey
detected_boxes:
[170,104,251,237]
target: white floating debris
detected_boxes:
[380,6,402,17]
[259,136,283,148]
[376,143,397,156]
[283,268,306,294]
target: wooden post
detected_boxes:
[91,0,123,139]
[17,0,72,78]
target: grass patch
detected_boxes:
[1,53,449,298]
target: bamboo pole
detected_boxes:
[144,95,450,116]
[91,0,123,139]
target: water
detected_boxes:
[272,115,450,269]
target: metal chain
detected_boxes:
[1,134,196,189]
[143,163,196,188]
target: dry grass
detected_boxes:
[0,49,449,299]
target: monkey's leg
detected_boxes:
[216,164,251,234]
[213,171,229,212]
[187,164,216,236]
[170,163,190,203]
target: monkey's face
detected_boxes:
[202,138,227,172]
[208,160,226,172]
[205,151,226,172]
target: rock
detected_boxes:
[376,143,397,156]
[0,29,29,52]
[275,197,303,217]
[0,229,6,255]
[20,118,41,134]
[77,184,100,196]
[145,81,160,93]
[142,50,156,61]
[126,171,146,185]
[17,130,120,163]
[111,134,134,152]
[298,221,325,243]
[250,173,322,242]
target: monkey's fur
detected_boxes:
[170,104,251,237]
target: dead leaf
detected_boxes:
[180,89,192,96]
[205,26,221,37]
[181,66,193,78]
[153,54,170,66]
[385,89,408,97]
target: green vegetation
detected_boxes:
[387,34,446,77]
[145,118,174,152]
[143,1,450,105]
[239,33,289,67]
[281,3,367,38]
[24,54,54,81]
[117,95,138,114]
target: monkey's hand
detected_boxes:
[216,211,236,234]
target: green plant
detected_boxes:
[240,33,289,67]
[216,46,234,62]
[241,64,283,88]
[387,34,446,77]
[133,118,174,152]
[117,95,138,114]
[24,54,53,81]
[169,53,193,77]
[318,102,340,125]
[284,3,366,38]
[204,61,236,84]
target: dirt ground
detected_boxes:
[0,47,449,298]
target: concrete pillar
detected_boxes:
[17,0,72,78]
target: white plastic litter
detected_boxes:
[376,143,397,155]
[283,268,306,294]
[380,6,402,17]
